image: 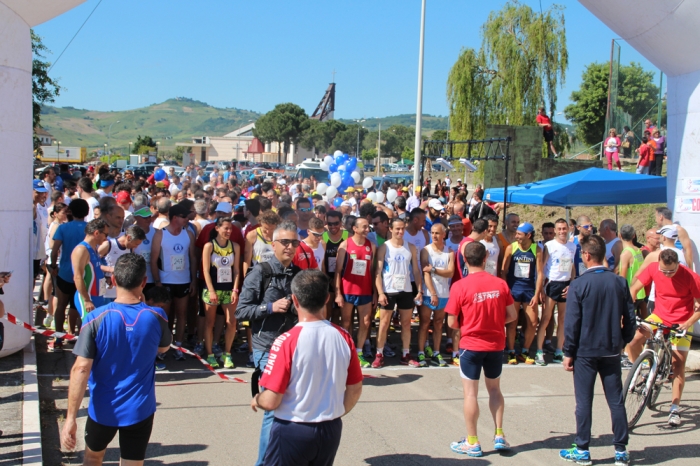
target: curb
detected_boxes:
[22,339,43,466]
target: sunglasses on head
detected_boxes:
[276,239,300,248]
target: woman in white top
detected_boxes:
[42,202,69,328]
[419,223,454,367]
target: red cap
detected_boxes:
[116,191,131,205]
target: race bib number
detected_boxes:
[261,252,274,263]
[515,262,530,278]
[393,275,406,291]
[141,252,150,263]
[351,259,367,276]
[558,257,573,273]
[578,262,587,276]
[98,278,107,296]
[171,255,185,271]
[217,266,232,283]
[486,260,497,276]
[328,257,337,273]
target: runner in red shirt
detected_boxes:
[536,107,558,157]
[445,242,517,457]
[628,249,700,427]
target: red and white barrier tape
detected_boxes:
[169,345,248,383]
[4,312,78,341]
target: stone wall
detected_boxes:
[483,125,602,188]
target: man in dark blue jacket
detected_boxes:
[560,235,636,466]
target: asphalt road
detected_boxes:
[41,348,700,465]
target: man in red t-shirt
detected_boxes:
[629,249,700,427]
[445,242,517,457]
[536,107,558,157]
[635,137,653,175]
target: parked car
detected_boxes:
[364,163,375,172]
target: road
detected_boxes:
[37,345,700,465]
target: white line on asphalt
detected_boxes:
[23,340,44,466]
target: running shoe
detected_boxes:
[525,355,536,365]
[559,445,592,465]
[614,450,630,466]
[212,344,224,358]
[206,354,220,368]
[507,353,518,365]
[425,345,434,358]
[173,346,186,361]
[155,361,166,371]
[450,439,482,457]
[222,353,235,369]
[363,341,373,359]
[246,353,255,368]
[516,352,529,363]
[156,352,166,361]
[543,342,556,354]
[621,355,633,369]
[192,343,204,356]
[553,352,564,364]
[43,315,54,329]
[47,339,63,353]
[235,342,249,353]
[668,410,681,427]
[400,354,420,367]
[384,347,396,358]
[371,353,385,369]
[417,353,427,367]
[435,353,447,367]
[535,351,547,366]
[358,353,371,368]
[452,356,460,367]
[445,342,454,354]
[493,435,511,451]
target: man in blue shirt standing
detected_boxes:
[61,254,171,465]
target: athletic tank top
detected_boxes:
[544,240,577,282]
[446,236,463,284]
[252,228,275,266]
[457,237,475,279]
[623,246,646,300]
[208,239,234,291]
[312,243,325,271]
[507,242,537,290]
[341,237,373,296]
[404,228,428,253]
[382,241,413,294]
[323,230,349,277]
[133,227,156,283]
[103,237,131,299]
[605,237,620,270]
[158,228,191,284]
[74,241,106,317]
[573,236,586,277]
[480,238,500,277]
[422,244,451,298]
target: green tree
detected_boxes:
[330,124,368,156]
[447,2,568,153]
[133,135,156,154]
[253,103,310,164]
[300,119,347,155]
[431,130,448,141]
[564,62,660,146]
[32,31,61,153]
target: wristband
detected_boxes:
[233,289,240,293]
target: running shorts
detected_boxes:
[422,296,448,311]
[202,289,233,305]
[545,280,570,303]
[644,314,692,351]
[382,292,414,311]
[344,294,372,306]
[84,413,154,461]
[510,287,534,304]
[163,283,190,299]
[459,349,503,380]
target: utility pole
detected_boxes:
[412,0,427,189]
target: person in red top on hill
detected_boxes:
[536,107,558,158]
[446,242,517,457]
[635,136,653,175]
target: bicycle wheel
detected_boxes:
[623,351,655,428]
[648,352,669,410]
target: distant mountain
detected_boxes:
[38,97,449,151]
[38,98,262,151]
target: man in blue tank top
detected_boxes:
[61,253,171,465]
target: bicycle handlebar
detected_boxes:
[635,316,700,339]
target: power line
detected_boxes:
[48,0,105,73]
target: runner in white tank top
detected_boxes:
[480,216,501,277]
[134,227,156,284]
[382,241,414,294]
[158,228,192,284]
[544,240,577,282]
[313,243,325,271]
[98,226,145,299]
[252,228,275,266]
[404,228,429,253]
[605,237,621,270]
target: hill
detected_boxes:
[38,98,262,152]
[338,114,448,133]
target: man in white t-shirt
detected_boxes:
[252,270,363,465]
[444,174,451,188]
[77,177,100,221]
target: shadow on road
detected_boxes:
[60,441,209,465]
[364,453,491,465]
[361,374,423,387]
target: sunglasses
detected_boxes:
[176,213,189,219]
[310,231,324,237]
[580,224,593,230]
[276,239,300,248]
[327,222,340,227]
[660,266,678,275]
[298,207,312,212]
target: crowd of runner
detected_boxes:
[30,161,698,430]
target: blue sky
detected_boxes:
[34,0,661,121]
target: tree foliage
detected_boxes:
[329,124,368,156]
[254,103,310,163]
[32,31,61,153]
[133,135,156,154]
[447,2,568,153]
[564,62,661,146]
[299,119,347,155]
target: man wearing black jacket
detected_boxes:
[235,220,301,466]
[560,235,636,466]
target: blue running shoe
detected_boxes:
[494,435,510,451]
[450,438,482,457]
[560,445,592,465]
[615,450,630,466]
[155,361,166,371]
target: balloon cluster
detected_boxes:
[316,150,375,202]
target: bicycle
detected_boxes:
[622,317,699,428]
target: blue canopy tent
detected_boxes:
[483,168,667,207]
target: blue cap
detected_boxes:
[517,222,534,234]
[100,179,115,188]
[33,179,48,193]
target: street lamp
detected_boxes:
[354,119,365,157]
[54,140,61,165]
[128,142,132,157]
[375,117,381,175]
[104,143,107,163]
[108,120,120,165]
[412,0,427,189]
[156,141,160,159]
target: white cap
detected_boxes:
[215,202,232,214]
[428,199,445,211]
[657,224,678,239]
